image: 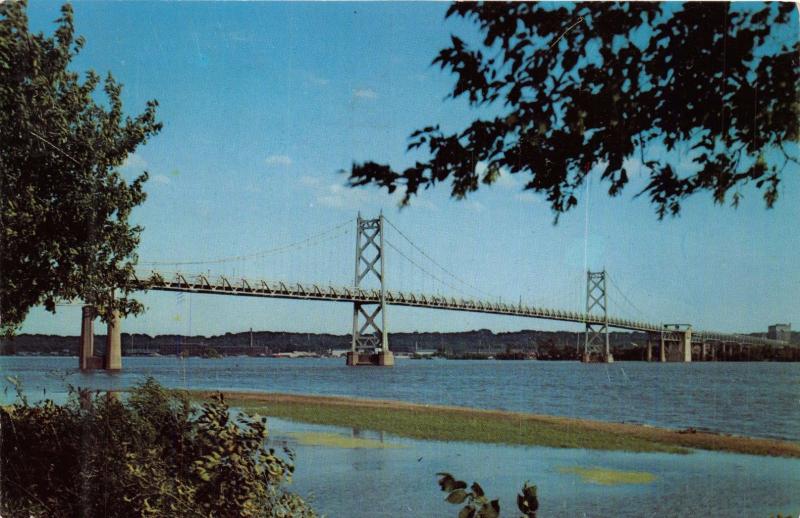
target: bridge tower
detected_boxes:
[583,270,613,363]
[346,213,394,366]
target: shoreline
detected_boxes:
[189,390,800,458]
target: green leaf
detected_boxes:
[346,3,798,222]
[438,473,467,492]
[0,0,162,336]
[477,500,500,518]
[446,489,469,504]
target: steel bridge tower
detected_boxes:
[346,213,394,366]
[583,270,613,363]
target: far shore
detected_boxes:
[189,390,800,458]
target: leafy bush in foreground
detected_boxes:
[0,378,314,517]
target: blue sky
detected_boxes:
[20,2,799,338]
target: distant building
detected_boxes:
[768,323,791,342]
[412,349,437,357]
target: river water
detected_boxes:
[3,356,798,440]
[2,356,799,516]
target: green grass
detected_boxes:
[557,466,657,485]
[189,391,800,457]
[213,396,687,454]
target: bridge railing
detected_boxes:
[693,330,786,347]
[131,270,663,333]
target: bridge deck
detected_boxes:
[131,271,786,348]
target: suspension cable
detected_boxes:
[140,218,353,266]
[137,229,351,279]
[607,273,647,320]
[384,217,494,298]
[384,239,473,298]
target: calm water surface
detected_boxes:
[269,419,799,518]
[3,356,799,516]
[2,356,798,440]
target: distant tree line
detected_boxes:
[4,329,798,361]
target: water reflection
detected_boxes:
[269,418,800,518]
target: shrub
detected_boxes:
[0,377,315,517]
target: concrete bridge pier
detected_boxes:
[659,325,692,362]
[79,305,103,370]
[646,340,652,362]
[682,329,692,362]
[104,310,122,371]
[78,305,122,371]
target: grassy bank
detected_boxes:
[189,391,800,458]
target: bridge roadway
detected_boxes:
[132,271,785,348]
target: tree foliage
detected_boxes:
[0,1,161,336]
[348,2,799,220]
[0,377,315,517]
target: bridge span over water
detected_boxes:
[77,214,790,370]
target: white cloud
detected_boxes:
[403,195,438,211]
[494,170,520,190]
[317,183,371,210]
[152,174,171,185]
[121,153,147,171]
[465,200,486,212]
[307,73,330,86]
[514,191,539,204]
[299,175,322,187]
[353,88,378,100]
[265,154,293,167]
[297,174,437,212]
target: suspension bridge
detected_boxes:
[77,214,790,370]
